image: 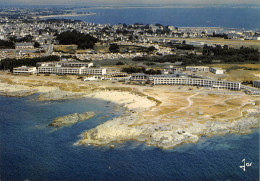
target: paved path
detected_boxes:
[44,44,53,56]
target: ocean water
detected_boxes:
[54,8,260,30]
[0,95,259,181]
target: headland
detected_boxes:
[0,72,259,149]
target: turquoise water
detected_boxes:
[56,8,260,30]
[0,95,259,180]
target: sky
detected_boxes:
[1,0,260,6]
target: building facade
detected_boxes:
[186,66,209,72]
[37,61,93,68]
[163,66,184,74]
[15,42,34,49]
[153,77,240,90]
[37,61,105,75]
[38,66,106,75]
[131,73,148,81]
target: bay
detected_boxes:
[53,7,260,30]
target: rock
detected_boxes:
[38,90,85,101]
[109,145,115,149]
[1,90,36,97]
[77,108,260,150]
[49,112,95,127]
[198,111,204,115]
[49,113,79,127]
[78,112,95,121]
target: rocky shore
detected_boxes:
[1,73,259,149]
[49,112,95,127]
[38,90,86,101]
[78,110,259,149]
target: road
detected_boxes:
[44,44,53,56]
[241,85,260,94]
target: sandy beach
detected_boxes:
[0,72,259,149]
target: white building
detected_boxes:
[13,66,37,75]
[167,26,176,31]
[210,67,224,74]
[15,42,34,49]
[38,66,106,75]
[37,61,105,75]
[149,74,184,80]
[163,66,184,74]
[186,66,209,72]
[253,81,260,88]
[84,76,99,81]
[153,77,240,90]
[37,61,93,68]
[252,35,260,41]
[81,68,106,75]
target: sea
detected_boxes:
[0,95,259,181]
[51,7,260,30]
[1,6,260,180]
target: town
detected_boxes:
[0,7,259,94]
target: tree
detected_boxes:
[116,61,124,65]
[0,56,60,71]
[0,40,15,49]
[8,36,17,42]
[146,30,153,34]
[34,41,41,48]
[109,44,119,53]
[147,46,156,52]
[128,35,134,41]
[56,30,98,49]
[223,45,229,49]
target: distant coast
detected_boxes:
[34,13,96,19]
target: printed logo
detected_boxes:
[240,159,252,172]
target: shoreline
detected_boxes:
[34,13,96,19]
[0,73,259,149]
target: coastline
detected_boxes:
[0,73,259,149]
[34,13,96,19]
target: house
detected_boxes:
[210,67,224,74]
[252,35,260,41]
[253,81,260,88]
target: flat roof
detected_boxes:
[15,42,34,46]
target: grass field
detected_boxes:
[205,64,260,82]
[54,45,78,53]
[149,37,260,50]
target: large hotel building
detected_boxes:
[152,77,240,90]
[37,61,106,75]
